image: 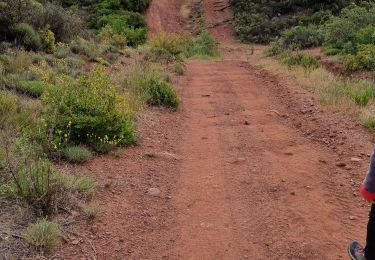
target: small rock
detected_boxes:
[319,159,327,164]
[290,192,296,196]
[244,121,250,125]
[349,216,356,220]
[71,239,80,245]
[336,162,346,168]
[148,188,161,197]
[232,158,246,164]
[350,157,362,162]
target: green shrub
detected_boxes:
[310,10,333,25]
[355,44,375,70]
[343,44,375,72]
[99,25,127,48]
[149,34,186,57]
[42,2,83,42]
[324,5,375,52]
[230,0,345,44]
[343,54,361,72]
[41,68,136,153]
[124,63,178,108]
[10,23,41,51]
[121,27,147,47]
[185,30,220,58]
[356,25,375,45]
[62,146,91,163]
[24,218,60,250]
[97,11,147,46]
[39,26,56,53]
[146,79,179,109]
[280,25,324,49]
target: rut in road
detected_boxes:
[172,59,367,259]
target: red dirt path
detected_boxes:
[56,1,374,259]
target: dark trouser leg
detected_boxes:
[366,204,375,259]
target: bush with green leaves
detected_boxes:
[324,4,375,52]
[41,68,136,154]
[99,25,127,48]
[185,30,220,58]
[147,34,186,62]
[39,26,56,53]
[230,0,350,44]
[24,218,60,250]
[280,25,324,49]
[97,11,147,46]
[146,79,179,109]
[343,44,375,72]
[10,23,41,50]
[124,63,179,109]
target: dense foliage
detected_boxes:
[230,0,371,44]
[0,0,149,51]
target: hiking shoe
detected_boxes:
[349,241,366,260]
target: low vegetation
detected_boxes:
[62,146,91,164]
[24,218,61,251]
[256,53,375,131]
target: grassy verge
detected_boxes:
[255,49,375,131]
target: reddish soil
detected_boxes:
[54,0,375,259]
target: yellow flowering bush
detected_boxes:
[41,67,136,153]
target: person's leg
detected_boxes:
[366,204,375,259]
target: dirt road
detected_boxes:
[58,0,374,259]
[172,58,369,259]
